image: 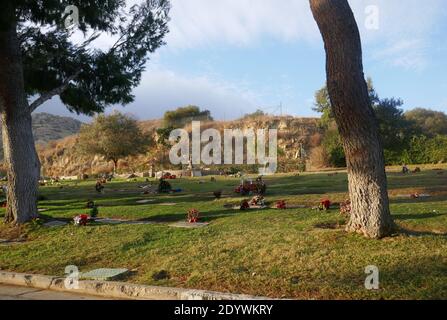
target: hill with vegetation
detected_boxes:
[36,114,322,177]
[16,102,447,178]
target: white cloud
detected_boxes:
[164,0,445,71]
[371,39,428,70]
[112,66,262,120]
[70,1,446,70]
[165,0,444,48]
[166,0,318,48]
[39,67,262,120]
[40,0,447,120]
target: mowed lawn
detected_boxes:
[0,167,446,300]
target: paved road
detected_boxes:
[0,284,110,300]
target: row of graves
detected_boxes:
[1,175,359,229]
[230,176,351,213]
[40,166,441,230]
[71,176,186,227]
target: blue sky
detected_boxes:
[40,0,447,121]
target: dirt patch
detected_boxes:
[0,225,25,240]
[314,222,345,230]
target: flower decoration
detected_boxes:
[276,200,287,210]
[240,200,250,211]
[340,199,351,215]
[187,209,200,223]
[74,214,89,226]
[90,206,99,218]
[250,195,265,207]
[321,199,331,211]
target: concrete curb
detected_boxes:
[0,271,270,300]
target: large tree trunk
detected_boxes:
[309,0,395,238]
[0,18,40,224]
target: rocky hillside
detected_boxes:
[38,116,323,177]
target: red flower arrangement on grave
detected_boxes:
[240,200,250,211]
[276,200,287,210]
[321,199,331,210]
[187,209,200,223]
[250,195,265,206]
[74,214,89,226]
[410,193,420,199]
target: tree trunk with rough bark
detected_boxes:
[0,19,40,224]
[309,0,395,238]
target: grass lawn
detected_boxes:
[0,167,446,300]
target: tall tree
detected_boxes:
[404,108,447,137]
[373,98,415,163]
[163,106,213,128]
[309,0,395,238]
[0,0,170,224]
[77,112,151,173]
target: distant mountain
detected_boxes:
[0,113,83,160]
[31,112,83,145]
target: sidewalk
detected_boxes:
[0,270,270,300]
[0,284,111,300]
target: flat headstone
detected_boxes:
[169,221,210,229]
[38,208,49,212]
[124,220,158,225]
[396,194,431,198]
[43,220,68,227]
[232,205,268,210]
[80,268,129,281]
[94,218,124,225]
[136,199,155,204]
[158,203,177,206]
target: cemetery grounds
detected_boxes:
[0,165,446,300]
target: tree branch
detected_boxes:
[29,71,81,113]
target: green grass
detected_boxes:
[0,168,446,299]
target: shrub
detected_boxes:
[322,130,346,168]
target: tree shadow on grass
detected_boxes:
[397,227,447,237]
[36,207,249,225]
[37,213,73,223]
[393,213,446,221]
[390,197,447,205]
[332,256,447,299]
